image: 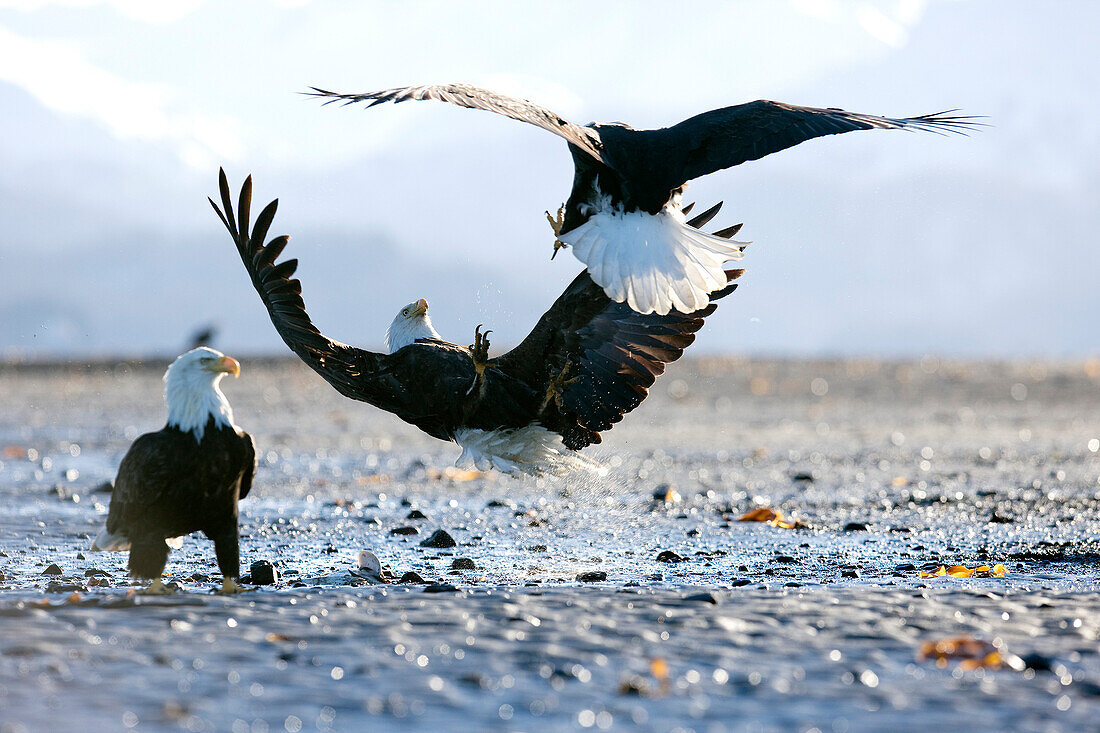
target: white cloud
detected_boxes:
[0,24,241,168]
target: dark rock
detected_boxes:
[784,582,802,587]
[989,511,1014,524]
[576,571,607,582]
[731,579,751,587]
[684,592,718,604]
[84,569,109,577]
[790,472,815,483]
[423,582,458,593]
[391,526,420,536]
[486,499,514,508]
[46,582,86,593]
[842,569,860,578]
[420,530,457,548]
[656,550,686,563]
[322,544,338,554]
[686,528,700,537]
[652,484,681,503]
[450,558,476,570]
[738,565,749,572]
[76,553,85,560]
[1021,653,1054,672]
[775,555,798,564]
[399,571,426,584]
[527,545,548,552]
[843,522,868,531]
[41,564,63,576]
[406,509,428,520]
[249,560,278,585]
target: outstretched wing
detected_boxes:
[308,83,605,164]
[209,170,385,401]
[496,205,744,450]
[636,100,981,191]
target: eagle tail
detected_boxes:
[90,528,130,552]
[557,205,748,316]
[453,425,606,478]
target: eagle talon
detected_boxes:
[137,578,176,596]
[467,324,498,396]
[546,205,567,259]
[541,360,580,412]
[216,578,254,595]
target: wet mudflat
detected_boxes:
[1,357,1099,731]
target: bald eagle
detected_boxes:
[211,170,741,476]
[309,84,977,316]
[90,348,257,594]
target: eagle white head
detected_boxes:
[164,347,241,441]
[385,298,441,353]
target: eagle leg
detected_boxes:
[466,324,498,396]
[546,205,568,260]
[540,360,580,414]
[137,578,175,595]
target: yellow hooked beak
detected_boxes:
[212,355,241,378]
[412,298,429,316]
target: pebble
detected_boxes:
[775,555,798,564]
[731,579,752,587]
[420,530,457,548]
[842,569,860,578]
[41,563,63,576]
[248,560,278,585]
[844,522,868,531]
[406,509,428,520]
[451,558,476,570]
[84,569,109,577]
[398,571,426,584]
[652,484,681,503]
[390,526,419,536]
[576,571,607,582]
[423,582,458,593]
[656,550,686,563]
[684,592,718,604]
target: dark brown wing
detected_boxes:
[635,100,981,191]
[209,170,385,401]
[307,83,605,164]
[496,205,744,450]
[236,431,256,500]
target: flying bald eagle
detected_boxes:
[211,170,742,476]
[90,348,257,594]
[309,84,977,316]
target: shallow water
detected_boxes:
[1,357,1099,731]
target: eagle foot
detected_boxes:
[466,324,498,396]
[546,205,568,260]
[138,578,176,596]
[541,360,580,412]
[215,578,254,595]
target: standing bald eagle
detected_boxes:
[309,84,977,316]
[90,348,257,594]
[211,171,741,476]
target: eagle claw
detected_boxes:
[541,360,580,412]
[216,578,254,595]
[137,578,176,596]
[546,205,568,260]
[467,324,498,396]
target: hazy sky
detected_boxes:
[1,1,1097,358]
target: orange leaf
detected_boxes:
[739,507,779,522]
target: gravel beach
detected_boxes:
[1,356,1099,731]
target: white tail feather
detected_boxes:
[557,205,746,315]
[90,528,130,552]
[454,425,605,477]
